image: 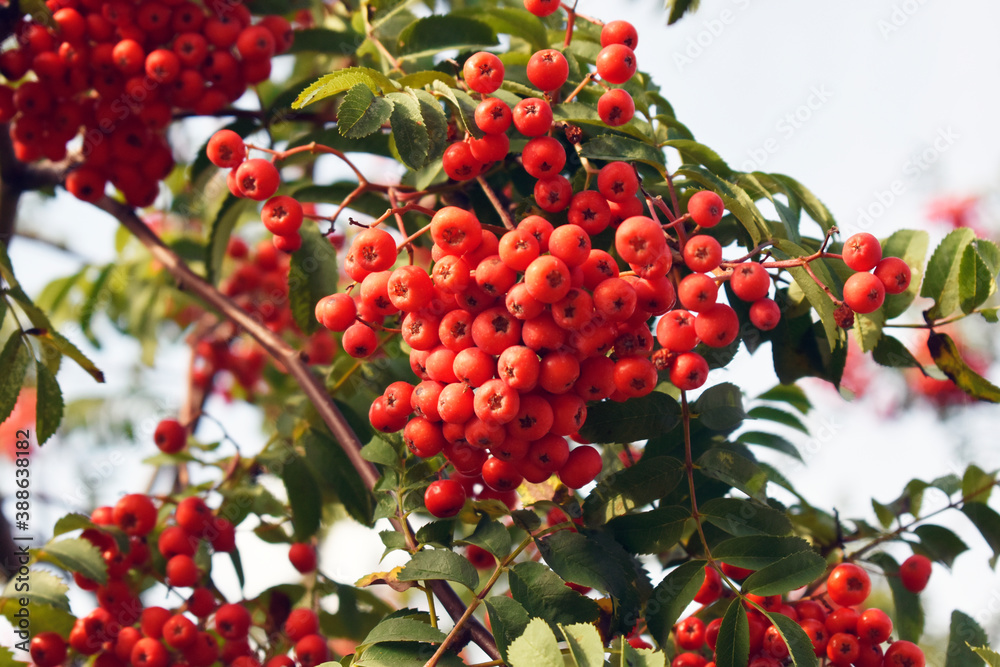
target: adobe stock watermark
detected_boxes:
[877,0,931,39]
[849,125,960,235]
[740,84,834,172]
[673,0,755,72]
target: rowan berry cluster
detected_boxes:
[656,561,928,667]
[839,232,912,319]
[0,0,293,207]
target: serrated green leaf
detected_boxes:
[769,174,836,233]
[869,552,924,642]
[398,549,479,591]
[854,307,884,353]
[765,612,819,667]
[0,600,75,640]
[535,531,637,613]
[606,506,689,554]
[879,229,930,318]
[971,646,1000,667]
[913,524,968,568]
[581,135,665,172]
[963,465,995,504]
[959,239,1000,314]
[713,536,813,570]
[302,428,373,526]
[872,334,923,369]
[700,498,793,536]
[287,27,364,55]
[756,384,811,414]
[288,224,340,335]
[386,90,430,170]
[38,537,107,584]
[694,382,746,431]
[961,503,1000,568]
[697,448,769,501]
[0,333,29,425]
[458,517,510,559]
[666,0,701,24]
[430,81,483,139]
[360,617,447,647]
[558,623,605,667]
[52,513,95,536]
[34,361,63,445]
[577,391,681,444]
[644,559,708,647]
[716,598,750,667]
[279,450,323,540]
[353,641,465,666]
[1,569,70,610]
[582,456,685,525]
[78,263,113,347]
[413,89,449,162]
[456,7,548,50]
[508,561,600,627]
[205,194,253,285]
[397,15,498,60]
[396,71,458,90]
[928,332,1000,402]
[742,550,826,596]
[772,239,841,349]
[294,67,400,109]
[921,228,977,320]
[507,617,563,667]
[338,83,394,139]
[485,596,530,663]
[737,431,802,461]
[665,140,732,178]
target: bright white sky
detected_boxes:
[5,0,1000,654]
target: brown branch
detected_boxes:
[0,122,72,246]
[96,195,500,661]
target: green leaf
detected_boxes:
[697,448,769,501]
[694,382,746,431]
[715,598,750,667]
[665,0,701,25]
[33,329,103,383]
[0,333,29,425]
[582,456,685,525]
[921,228,977,320]
[765,612,819,667]
[78,264,113,347]
[678,166,768,246]
[360,617,447,647]
[872,335,923,369]
[971,647,1000,667]
[508,561,600,627]
[397,15,498,60]
[485,596,531,663]
[1,569,70,610]
[664,140,732,178]
[387,90,430,170]
[38,537,107,585]
[205,194,253,285]
[771,239,841,349]
[621,640,667,667]
[644,559,708,647]
[854,308,884,353]
[398,549,479,591]
[413,89,449,162]
[580,135,666,171]
[868,552,924,642]
[507,617,563,667]
[912,524,969,568]
[961,503,1000,568]
[0,599,75,639]
[606,506,690,554]
[286,27,364,55]
[756,384,812,414]
[699,498,793,537]
[882,229,930,319]
[338,83,394,139]
[396,71,458,90]
[713,536,813,570]
[959,239,1000,314]
[35,360,63,445]
[301,428,373,526]
[770,173,836,233]
[353,642,465,667]
[293,67,400,109]
[456,7,548,50]
[535,530,637,606]
[458,517,510,559]
[737,431,802,461]
[963,465,995,504]
[577,391,681,444]
[742,550,826,596]
[928,332,1000,402]
[229,549,245,590]
[747,405,809,434]
[981,307,999,323]
[52,513,96,536]
[362,436,404,469]
[559,622,606,667]
[430,82,483,139]
[279,450,323,540]
[288,224,340,336]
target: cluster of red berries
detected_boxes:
[838,232,912,319]
[0,0,294,207]
[654,561,928,667]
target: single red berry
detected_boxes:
[670,352,709,391]
[884,640,926,667]
[899,553,932,592]
[857,607,893,644]
[675,616,706,650]
[527,49,569,91]
[522,136,566,179]
[512,97,553,137]
[295,634,329,667]
[874,256,912,294]
[596,44,637,84]
[826,632,860,666]
[131,637,169,667]
[463,52,505,94]
[730,262,771,301]
[683,235,723,273]
[235,159,280,201]
[474,97,513,135]
[694,565,722,604]
[843,272,886,314]
[288,542,317,573]
[523,0,561,17]
[30,632,67,667]
[443,141,484,181]
[749,297,782,331]
[842,232,883,272]
[688,190,725,227]
[598,162,639,203]
[154,418,186,453]
[424,479,467,518]
[826,562,871,606]
[215,603,252,640]
[558,445,602,489]
[598,88,635,127]
[261,195,304,236]
[113,493,157,536]
[601,20,638,49]
[315,293,358,332]
[167,553,200,587]
[284,608,320,642]
[163,614,198,650]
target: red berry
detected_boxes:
[475,97,513,135]
[167,553,200,587]
[288,542,317,573]
[695,303,740,348]
[884,640,925,667]
[522,136,566,179]
[512,97,553,137]
[899,553,932,592]
[295,634,329,667]
[874,256,912,294]
[843,271,886,314]
[670,352,709,391]
[261,196,304,236]
[558,445,602,489]
[163,614,198,650]
[30,632,67,667]
[598,162,639,203]
[235,159,280,201]
[683,235,723,273]
[675,616,706,650]
[857,607,893,644]
[596,44,637,84]
[826,632,860,666]
[730,262,771,301]
[113,493,157,536]
[842,233,883,272]
[694,565,722,604]
[215,603,252,640]
[284,608,320,642]
[154,418,186,453]
[749,297,782,331]
[463,52,505,94]
[524,0,561,17]
[826,562,871,606]
[527,49,569,91]
[132,637,169,667]
[598,88,635,127]
[424,479,467,518]
[688,191,725,227]
[601,21,638,49]
[443,141,484,181]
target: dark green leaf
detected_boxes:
[742,550,826,596]
[459,517,510,559]
[33,329,104,383]
[535,531,637,608]
[0,333,29,425]
[287,27,364,55]
[644,559,708,647]
[397,15,498,60]
[414,520,453,548]
[881,229,930,319]
[34,361,63,445]
[430,82,483,139]
[580,135,666,171]
[484,596,530,663]
[664,140,732,178]
[961,503,1000,568]
[756,384,811,414]
[928,332,1000,402]
[868,552,924,642]
[678,166,768,246]
[713,536,813,570]
[398,549,479,591]
[507,561,600,627]
[413,89,449,162]
[737,432,802,461]
[387,90,430,170]
[694,382,746,431]
[912,525,968,568]
[205,194,253,285]
[582,456,685,525]
[288,224,340,335]
[699,498,792,537]
[607,506,689,554]
[279,450,323,540]
[577,391,681,444]
[715,598,750,667]
[360,617,447,647]
[946,610,989,667]
[921,228,977,320]
[765,612,819,667]
[771,240,841,348]
[769,174,836,233]
[746,406,809,434]
[302,428,373,526]
[455,7,548,50]
[229,549,245,590]
[293,67,399,109]
[396,71,458,90]
[507,617,563,667]
[39,537,106,585]
[697,448,769,502]
[665,0,701,25]
[338,83,394,139]
[959,239,1000,314]
[872,335,923,369]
